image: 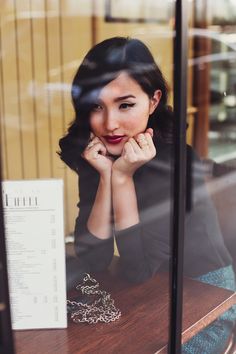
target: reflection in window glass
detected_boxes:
[1,0,235,353]
[0,1,175,353]
[184,1,236,353]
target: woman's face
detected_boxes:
[89,72,162,156]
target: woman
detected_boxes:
[59,37,235,353]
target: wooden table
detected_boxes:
[14,260,236,354]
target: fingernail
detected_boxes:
[147,128,153,137]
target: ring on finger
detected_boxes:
[138,138,149,147]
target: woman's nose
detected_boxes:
[104,110,119,131]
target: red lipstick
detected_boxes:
[103,135,125,144]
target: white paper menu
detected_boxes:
[2,179,67,330]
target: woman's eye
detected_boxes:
[91,104,103,112]
[119,103,135,110]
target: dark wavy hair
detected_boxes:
[58,37,174,172]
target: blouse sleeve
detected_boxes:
[115,157,172,283]
[74,168,114,273]
[115,215,171,283]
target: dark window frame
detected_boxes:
[169,0,188,353]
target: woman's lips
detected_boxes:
[103,135,125,145]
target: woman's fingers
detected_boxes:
[82,134,113,175]
[83,137,107,160]
[144,132,156,155]
[136,133,150,150]
[90,131,95,139]
[86,143,106,159]
[127,131,156,159]
[128,138,142,154]
[86,136,100,148]
[146,128,153,137]
[92,143,107,159]
[123,141,137,162]
[133,133,154,155]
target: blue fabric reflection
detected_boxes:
[182,265,236,354]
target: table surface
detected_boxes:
[14,260,236,354]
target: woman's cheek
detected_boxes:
[90,115,102,133]
[125,112,149,133]
[123,119,137,133]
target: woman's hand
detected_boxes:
[82,134,113,177]
[112,128,156,179]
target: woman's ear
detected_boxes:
[149,90,162,115]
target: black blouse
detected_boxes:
[74,138,232,283]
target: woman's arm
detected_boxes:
[87,172,112,239]
[113,157,172,283]
[74,170,114,272]
[111,173,139,230]
[112,129,155,231]
[74,135,115,272]
[111,130,164,282]
[82,135,113,240]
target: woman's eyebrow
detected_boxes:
[114,95,136,102]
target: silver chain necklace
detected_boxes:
[67,273,121,324]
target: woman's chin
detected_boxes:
[106,145,123,156]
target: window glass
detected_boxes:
[2,2,235,354]
[0,1,176,352]
[183,1,236,352]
